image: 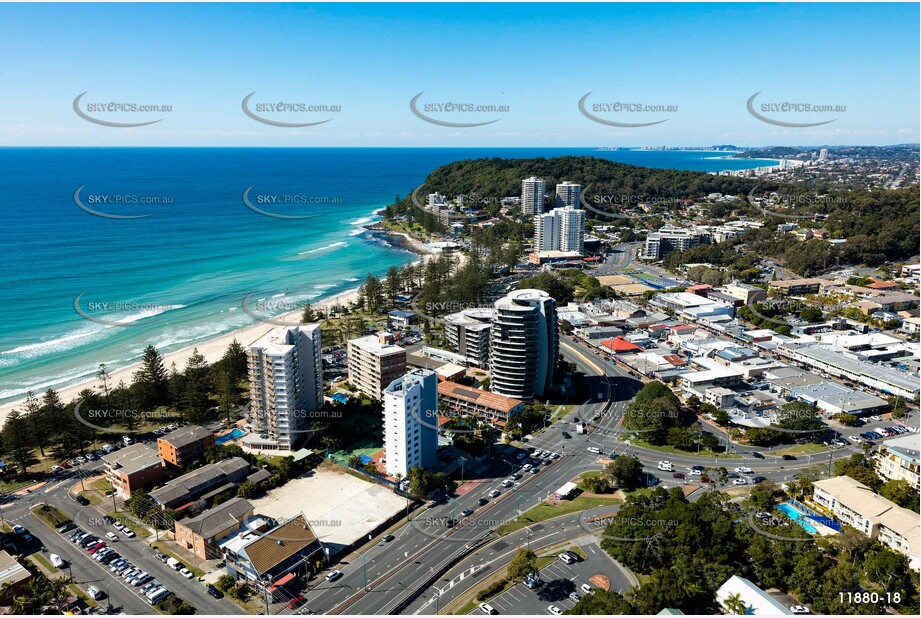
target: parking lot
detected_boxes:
[472,542,632,615]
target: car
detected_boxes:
[112,522,124,531]
[123,568,140,581]
[57,522,77,534]
[501,479,514,488]
[700,477,714,484]
[207,585,224,599]
[287,595,307,609]
[488,489,501,498]
[122,436,133,445]
[94,548,114,561]
[85,453,97,461]
[81,537,99,548]
[12,525,26,535]
[147,588,171,604]
[752,476,767,484]
[789,605,810,614]
[561,432,571,439]
[550,452,560,459]
[781,454,798,460]
[86,585,104,600]
[524,574,543,589]
[530,467,540,475]
[688,469,702,476]
[109,559,125,572]
[569,592,581,602]
[103,515,115,524]
[326,570,343,582]
[88,542,107,554]
[478,497,489,506]
[691,465,705,471]
[100,552,119,565]
[122,529,136,538]
[479,603,497,615]
[657,461,673,471]
[751,452,765,459]
[461,509,474,517]
[587,447,602,454]
[848,435,862,443]
[179,568,194,580]
[75,456,86,464]
[132,573,152,587]
[672,472,686,479]
[156,552,169,563]
[732,479,749,486]
[581,583,594,594]
[566,550,581,562]
[533,449,543,457]
[383,534,395,542]
[106,532,119,541]
[166,557,182,570]
[141,581,159,595]
[559,553,576,565]
[50,554,66,568]
[522,463,532,471]
[51,465,63,474]
[72,494,90,506]
[515,452,527,461]
[734,467,752,474]
[548,606,562,615]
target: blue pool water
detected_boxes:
[776,502,818,534]
[330,393,349,403]
[215,428,246,445]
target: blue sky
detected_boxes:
[0,2,917,147]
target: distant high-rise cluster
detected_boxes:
[554,180,582,209]
[521,176,546,216]
[535,206,586,253]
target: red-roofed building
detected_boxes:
[663,354,688,367]
[866,278,901,291]
[687,284,712,296]
[600,337,642,354]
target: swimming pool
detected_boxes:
[776,502,818,534]
[215,428,246,445]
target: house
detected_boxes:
[157,425,215,468]
[387,310,417,329]
[150,457,253,511]
[768,278,827,296]
[600,336,642,354]
[715,575,793,615]
[102,443,165,500]
[174,497,254,561]
[220,514,325,592]
[0,550,32,602]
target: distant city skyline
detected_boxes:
[0,2,918,147]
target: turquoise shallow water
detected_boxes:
[0,147,776,403]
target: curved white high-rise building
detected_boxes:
[489,289,558,400]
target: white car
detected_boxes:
[548,605,562,615]
[848,435,862,443]
[122,529,136,538]
[688,469,703,476]
[501,479,514,488]
[522,463,532,471]
[179,568,194,580]
[734,467,752,475]
[550,452,559,459]
[657,461,673,471]
[488,490,501,498]
[112,522,124,531]
[789,605,810,614]
[587,447,601,455]
[580,583,594,594]
[86,585,104,600]
[732,479,749,486]
[106,532,119,541]
[50,553,66,568]
[479,603,497,615]
[326,570,343,582]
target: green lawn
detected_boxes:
[32,504,72,529]
[109,512,151,539]
[150,541,204,578]
[495,495,620,535]
[30,552,58,574]
[773,443,829,456]
[631,437,740,459]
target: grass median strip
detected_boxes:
[150,541,204,578]
[494,495,620,536]
[32,503,73,529]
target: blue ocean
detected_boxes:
[0,148,775,403]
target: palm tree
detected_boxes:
[723,592,748,615]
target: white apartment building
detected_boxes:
[383,369,438,479]
[246,324,323,451]
[812,476,920,570]
[490,289,558,400]
[554,181,582,209]
[521,177,546,216]
[641,225,704,260]
[534,206,585,253]
[876,433,920,490]
[347,332,407,399]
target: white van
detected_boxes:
[147,588,170,604]
[166,557,182,570]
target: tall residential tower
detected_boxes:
[383,369,438,478]
[489,289,558,400]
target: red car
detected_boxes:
[700,477,714,484]
[287,595,306,609]
[88,542,107,554]
[60,461,71,469]
[672,472,686,479]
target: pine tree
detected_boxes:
[3,409,34,474]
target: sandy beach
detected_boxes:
[0,235,443,425]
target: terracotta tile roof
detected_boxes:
[600,337,642,353]
[244,515,319,575]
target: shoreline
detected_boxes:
[0,228,436,426]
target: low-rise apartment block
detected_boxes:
[876,433,920,490]
[102,443,165,500]
[812,476,919,570]
[438,380,525,429]
[150,457,252,510]
[157,425,215,468]
[175,497,254,560]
